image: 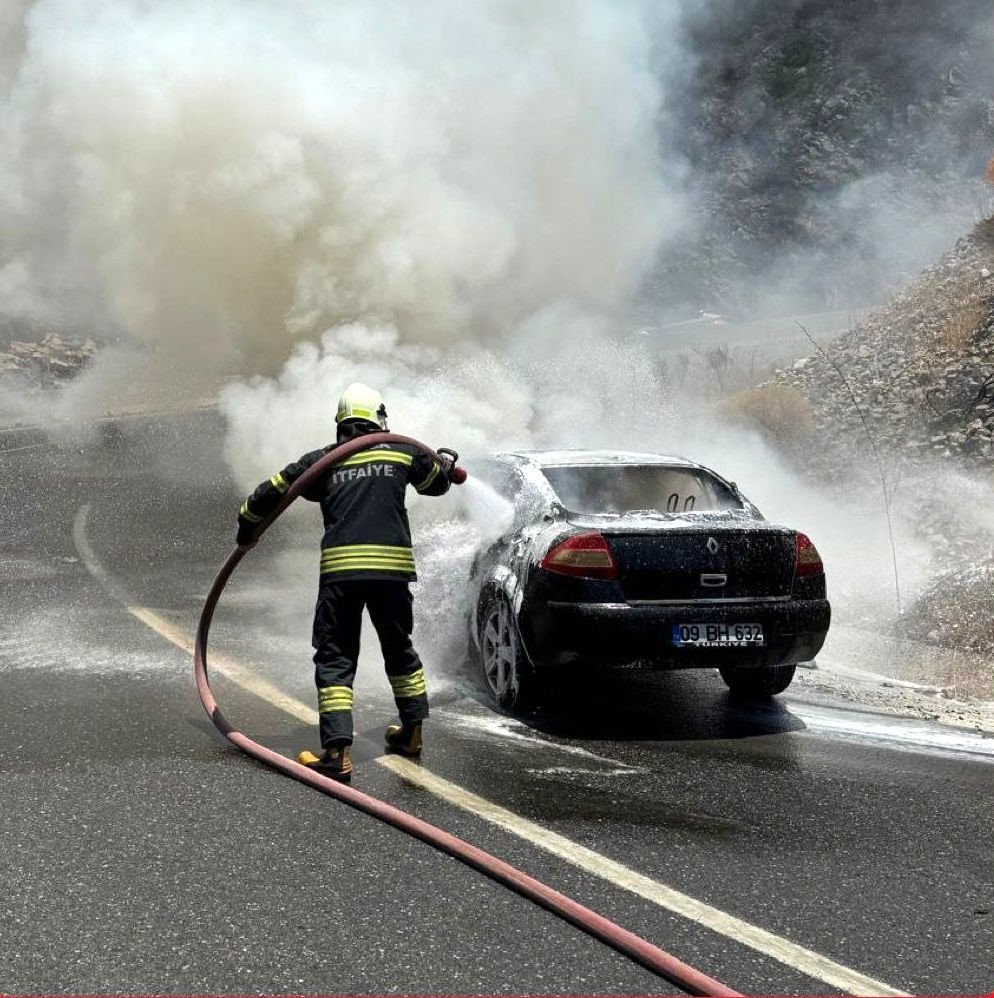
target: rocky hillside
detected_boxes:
[746,218,994,661]
[774,217,994,467]
[654,0,994,314]
[901,562,994,659]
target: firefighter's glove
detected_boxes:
[236,523,258,549]
[436,447,458,481]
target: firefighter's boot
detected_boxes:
[297,746,353,783]
[384,721,422,757]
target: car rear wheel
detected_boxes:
[719,663,796,696]
[479,594,537,710]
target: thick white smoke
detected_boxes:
[1,0,700,667]
[220,316,678,480]
[1,0,677,372]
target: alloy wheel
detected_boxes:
[481,598,519,702]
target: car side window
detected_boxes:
[511,472,549,525]
[498,467,537,529]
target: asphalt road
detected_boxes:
[1,413,991,995]
[638,307,877,363]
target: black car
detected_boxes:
[466,450,830,708]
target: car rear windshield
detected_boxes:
[541,465,741,515]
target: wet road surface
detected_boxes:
[1,413,991,995]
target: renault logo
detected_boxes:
[706,536,719,554]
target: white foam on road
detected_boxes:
[442,705,645,772]
[0,608,184,675]
[789,701,994,761]
[524,766,642,778]
[816,658,954,693]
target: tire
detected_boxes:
[477,593,539,710]
[719,663,796,696]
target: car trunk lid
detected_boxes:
[565,515,795,601]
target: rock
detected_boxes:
[0,332,97,388]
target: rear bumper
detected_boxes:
[520,597,831,670]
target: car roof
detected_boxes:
[495,449,699,469]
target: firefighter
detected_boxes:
[235,382,455,783]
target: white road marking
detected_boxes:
[0,441,50,456]
[72,505,121,594]
[130,607,319,726]
[73,502,909,997]
[377,755,908,997]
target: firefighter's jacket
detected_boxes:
[237,428,450,582]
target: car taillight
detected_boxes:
[795,532,824,577]
[540,532,618,581]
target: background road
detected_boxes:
[638,307,877,361]
[1,413,990,995]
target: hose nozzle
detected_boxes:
[437,447,467,485]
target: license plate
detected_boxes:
[672,622,765,647]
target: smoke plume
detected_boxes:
[0,0,678,372]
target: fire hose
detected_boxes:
[193,432,740,997]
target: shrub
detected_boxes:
[938,298,990,351]
[719,385,814,442]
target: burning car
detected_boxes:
[465,450,830,708]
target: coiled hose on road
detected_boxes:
[194,432,740,997]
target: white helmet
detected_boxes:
[336,382,388,429]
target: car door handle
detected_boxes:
[700,573,727,587]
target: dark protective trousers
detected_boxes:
[312,580,429,748]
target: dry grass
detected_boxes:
[938,297,990,351]
[718,384,814,442]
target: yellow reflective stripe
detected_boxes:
[321,559,415,569]
[322,563,415,570]
[239,500,264,523]
[317,685,352,697]
[321,544,414,558]
[321,550,415,561]
[321,559,415,568]
[320,544,416,573]
[389,668,427,699]
[415,461,441,492]
[318,686,354,713]
[338,450,412,468]
[342,449,411,463]
[269,472,289,493]
[318,694,353,705]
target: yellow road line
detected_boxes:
[72,503,909,997]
